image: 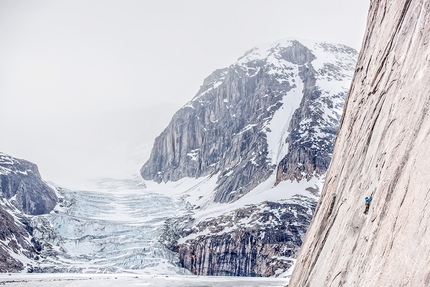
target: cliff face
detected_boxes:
[289,1,430,286]
[141,39,357,277]
[0,153,58,272]
[177,196,316,277]
[0,153,57,215]
[141,39,356,204]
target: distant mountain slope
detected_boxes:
[0,153,57,215]
[140,38,357,277]
[289,1,430,286]
[0,152,58,272]
[141,39,357,204]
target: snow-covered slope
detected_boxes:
[140,38,358,277]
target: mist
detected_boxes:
[0,0,369,188]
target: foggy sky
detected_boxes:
[0,0,369,188]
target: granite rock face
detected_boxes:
[289,1,430,286]
[142,39,357,277]
[141,39,357,203]
[0,153,57,215]
[0,207,35,272]
[0,153,57,272]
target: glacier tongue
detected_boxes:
[31,178,191,274]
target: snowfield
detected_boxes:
[0,273,289,287]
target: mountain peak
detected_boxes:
[141,38,357,204]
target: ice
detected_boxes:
[32,178,192,274]
[0,273,290,287]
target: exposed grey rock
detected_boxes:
[0,153,57,215]
[176,196,316,277]
[0,200,43,272]
[0,153,58,273]
[289,1,430,286]
[141,39,357,204]
[275,63,348,183]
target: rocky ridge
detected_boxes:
[141,39,358,277]
[177,195,316,277]
[141,39,357,203]
[289,0,430,286]
[0,153,57,215]
[0,153,58,272]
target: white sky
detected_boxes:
[0,0,369,189]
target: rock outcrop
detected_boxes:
[141,39,357,203]
[0,207,36,272]
[289,1,430,286]
[177,196,316,277]
[0,153,57,272]
[142,39,357,277]
[0,153,57,215]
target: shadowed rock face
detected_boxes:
[289,1,430,286]
[0,153,57,272]
[0,153,57,215]
[0,208,38,272]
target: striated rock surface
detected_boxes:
[0,153,57,215]
[141,38,357,277]
[141,39,357,203]
[0,207,36,272]
[0,153,57,272]
[289,0,430,286]
[177,196,316,277]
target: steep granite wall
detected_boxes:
[141,39,356,277]
[141,39,356,203]
[289,0,430,286]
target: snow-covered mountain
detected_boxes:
[140,38,358,276]
[0,38,357,277]
[141,39,357,202]
[0,153,57,272]
[29,179,192,274]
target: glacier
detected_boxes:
[0,38,357,283]
[30,177,191,274]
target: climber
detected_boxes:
[364,196,372,214]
